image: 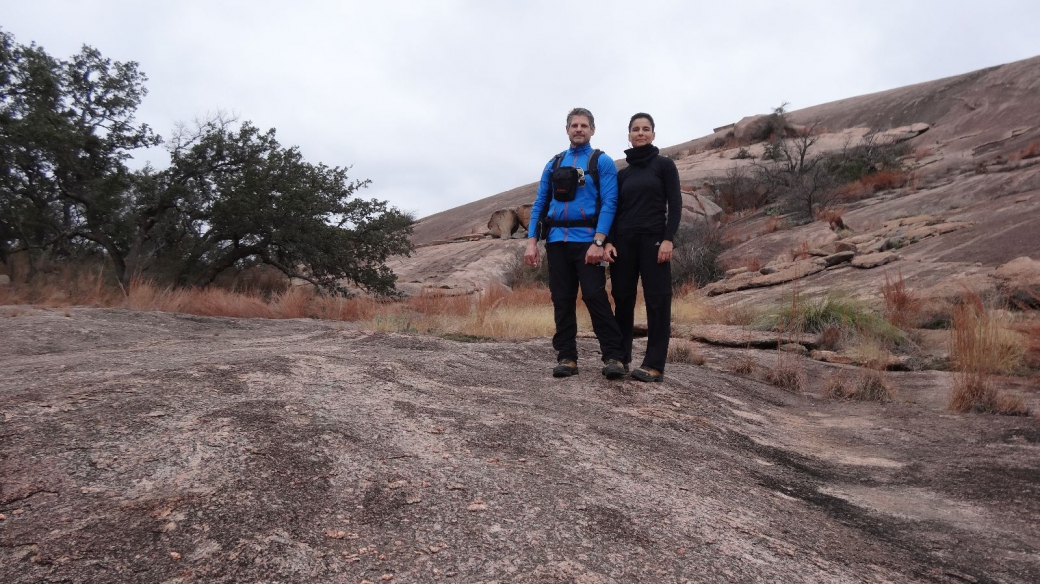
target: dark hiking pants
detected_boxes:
[609,233,672,372]
[546,242,625,364]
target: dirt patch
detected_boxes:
[1,307,1038,582]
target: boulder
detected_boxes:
[809,350,854,365]
[487,209,520,239]
[733,115,772,144]
[882,215,938,231]
[725,267,749,278]
[0,274,9,286]
[877,123,931,144]
[701,271,757,296]
[994,256,1040,308]
[687,325,816,349]
[822,251,856,267]
[680,192,723,223]
[852,251,899,269]
[834,241,858,253]
[747,258,826,288]
[515,204,534,230]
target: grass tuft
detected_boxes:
[667,340,706,365]
[949,295,1030,415]
[765,363,804,392]
[758,292,906,346]
[731,356,756,375]
[881,270,921,329]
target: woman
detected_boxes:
[605,112,682,382]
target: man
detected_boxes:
[524,107,627,379]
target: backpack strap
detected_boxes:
[587,149,603,222]
[537,153,567,239]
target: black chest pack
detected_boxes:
[537,149,603,240]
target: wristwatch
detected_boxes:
[593,238,605,247]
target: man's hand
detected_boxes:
[658,240,674,263]
[585,244,605,265]
[585,232,608,265]
[524,238,540,267]
[603,243,617,264]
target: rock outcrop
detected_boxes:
[487,208,520,239]
[685,324,817,349]
[994,256,1040,308]
[516,204,534,231]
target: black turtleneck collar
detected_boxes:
[625,143,659,166]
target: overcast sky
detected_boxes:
[3,1,1039,218]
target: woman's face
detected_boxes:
[629,118,655,147]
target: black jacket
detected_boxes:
[612,145,682,241]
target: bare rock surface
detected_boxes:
[852,251,900,269]
[685,324,817,349]
[703,259,827,296]
[1,308,1038,583]
[387,239,526,296]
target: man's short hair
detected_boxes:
[566,107,595,129]
[629,112,655,131]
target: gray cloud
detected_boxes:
[3,0,1038,217]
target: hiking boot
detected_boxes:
[601,359,627,380]
[631,366,664,383]
[553,359,579,378]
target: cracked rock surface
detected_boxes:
[2,307,1038,582]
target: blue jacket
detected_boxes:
[526,143,618,243]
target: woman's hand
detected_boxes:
[603,243,617,263]
[658,240,673,263]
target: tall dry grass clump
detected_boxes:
[881,270,921,329]
[466,283,561,339]
[667,339,706,366]
[0,263,121,307]
[765,360,804,392]
[1,264,594,341]
[949,296,1029,415]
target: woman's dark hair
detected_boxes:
[629,112,655,131]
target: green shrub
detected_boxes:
[757,293,907,346]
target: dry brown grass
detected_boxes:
[834,181,871,203]
[849,369,894,403]
[667,340,706,366]
[861,170,908,192]
[760,216,784,235]
[731,356,756,375]
[1019,320,1040,369]
[671,287,717,325]
[765,362,805,392]
[817,325,845,351]
[949,296,1030,415]
[824,370,852,398]
[826,365,894,403]
[881,270,921,330]
[0,263,607,341]
[791,241,811,261]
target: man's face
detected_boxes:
[566,115,595,147]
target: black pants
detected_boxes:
[609,233,672,372]
[546,242,625,363]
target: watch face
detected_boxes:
[594,239,604,247]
